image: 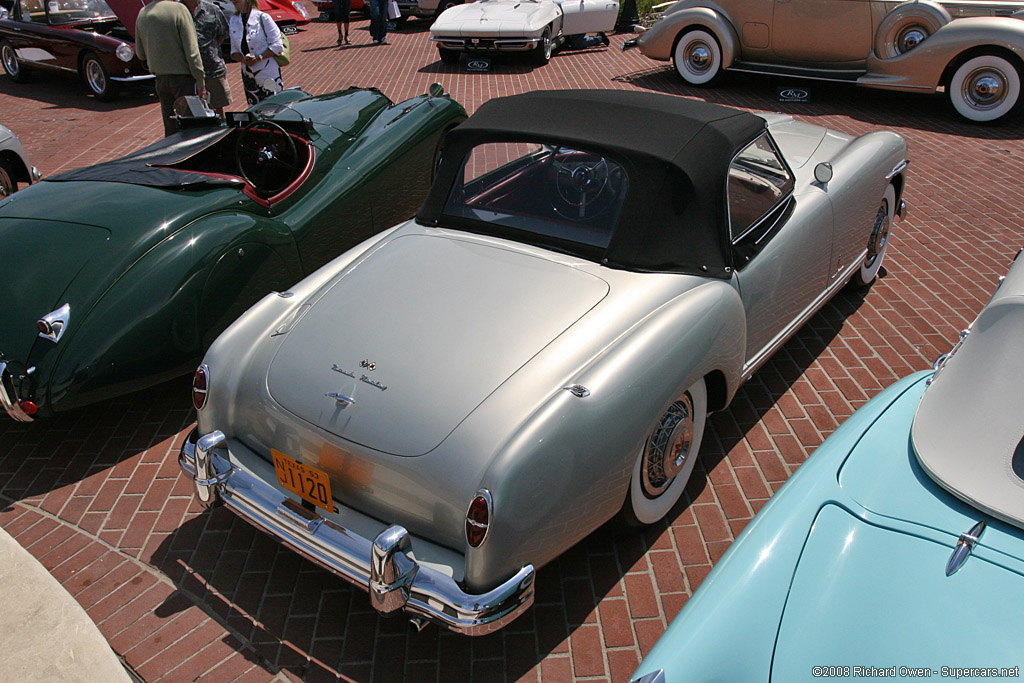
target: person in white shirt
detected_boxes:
[228,0,284,104]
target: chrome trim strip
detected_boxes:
[886,159,909,180]
[37,303,70,343]
[109,74,156,83]
[0,361,33,422]
[429,36,540,51]
[946,520,986,576]
[22,60,77,73]
[630,670,666,683]
[741,253,866,382]
[179,429,535,635]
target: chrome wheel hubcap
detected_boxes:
[685,43,711,74]
[86,60,104,93]
[962,69,1006,110]
[641,395,694,497]
[2,46,16,74]
[865,200,890,266]
[896,26,926,54]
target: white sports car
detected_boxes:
[430,0,619,64]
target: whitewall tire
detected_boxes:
[672,29,721,86]
[948,54,1021,123]
[852,184,895,287]
[623,378,707,526]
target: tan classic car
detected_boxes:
[626,0,1024,122]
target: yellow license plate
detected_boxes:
[272,448,334,513]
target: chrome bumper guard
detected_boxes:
[179,428,535,635]
[0,361,33,422]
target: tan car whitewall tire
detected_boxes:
[948,54,1022,123]
[673,29,722,86]
[624,378,708,526]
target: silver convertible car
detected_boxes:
[179,90,909,635]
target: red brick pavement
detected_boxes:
[1,15,1023,682]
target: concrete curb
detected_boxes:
[0,526,131,683]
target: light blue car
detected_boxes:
[631,249,1024,682]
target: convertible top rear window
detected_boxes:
[443,142,629,257]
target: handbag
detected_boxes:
[387,0,400,20]
[259,12,291,67]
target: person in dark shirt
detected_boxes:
[182,0,232,117]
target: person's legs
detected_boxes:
[377,0,387,42]
[206,75,231,117]
[367,0,381,42]
[154,76,177,137]
[333,0,347,43]
[155,74,198,136]
[367,0,387,42]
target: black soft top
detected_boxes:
[417,89,766,278]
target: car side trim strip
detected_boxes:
[109,74,156,83]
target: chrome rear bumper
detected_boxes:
[0,361,34,422]
[179,428,535,635]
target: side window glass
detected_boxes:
[728,133,794,242]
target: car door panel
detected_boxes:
[736,189,834,368]
[559,0,618,35]
[771,0,871,65]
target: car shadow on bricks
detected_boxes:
[664,282,882,532]
[0,78,157,113]
[0,376,195,509]
[148,484,652,681]
[614,69,1024,140]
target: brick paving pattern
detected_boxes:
[1,14,1023,682]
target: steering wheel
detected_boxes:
[551,149,611,220]
[235,120,299,197]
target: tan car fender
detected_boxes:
[873,0,951,60]
[637,5,739,66]
[862,17,1024,92]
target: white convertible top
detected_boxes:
[912,250,1024,530]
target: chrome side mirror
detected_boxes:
[814,162,833,184]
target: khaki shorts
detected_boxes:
[205,75,232,110]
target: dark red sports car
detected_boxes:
[0,0,152,100]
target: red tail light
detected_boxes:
[465,490,492,548]
[20,401,37,415]
[192,364,209,411]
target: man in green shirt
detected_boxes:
[135,0,207,136]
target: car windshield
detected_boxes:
[443,141,629,257]
[26,0,115,23]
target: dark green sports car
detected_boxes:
[0,85,466,421]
